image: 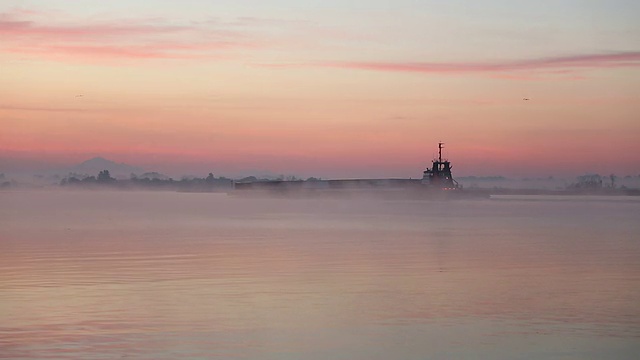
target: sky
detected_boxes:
[1,0,639,178]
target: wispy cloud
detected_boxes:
[313,52,640,75]
[0,104,87,112]
[7,42,247,61]
[0,9,257,61]
[0,19,189,38]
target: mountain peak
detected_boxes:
[78,157,113,166]
[70,157,144,177]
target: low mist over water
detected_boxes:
[1,191,639,359]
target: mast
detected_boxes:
[438,142,443,163]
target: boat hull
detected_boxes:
[232,179,488,200]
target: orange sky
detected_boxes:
[1,2,639,178]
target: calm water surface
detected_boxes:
[1,191,639,359]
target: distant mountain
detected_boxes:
[68,157,144,178]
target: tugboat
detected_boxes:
[421,142,459,190]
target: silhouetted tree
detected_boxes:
[573,174,602,189]
[238,176,258,183]
[97,170,114,183]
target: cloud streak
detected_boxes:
[0,10,257,61]
[315,52,640,74]
[0,19,189,38]
[0,104,87,112]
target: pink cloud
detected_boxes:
[0,9,257,61]
[0,19,189,38]
[6,42,246,61]
[489,72,587,81]
[0,104,87,112]
[314,52,640,75]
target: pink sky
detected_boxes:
[1,2,639,178]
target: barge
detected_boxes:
[233,143,488,199]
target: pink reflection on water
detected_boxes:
[1,191,639,358]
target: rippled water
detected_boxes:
[1,191,639,359]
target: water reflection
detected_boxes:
[1,191,639,359]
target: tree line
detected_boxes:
[59,170,322,191]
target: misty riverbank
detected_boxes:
[2,170,639,196]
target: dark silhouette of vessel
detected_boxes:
[421,142,459,190]
[233,143,486,199]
